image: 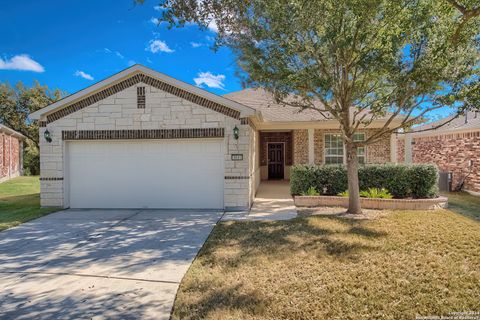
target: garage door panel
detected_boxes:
[67,140,224,209]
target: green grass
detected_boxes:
[0,176,60,231]
[173,208,480,319]
[442,191,480,219]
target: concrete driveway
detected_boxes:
[0,209,223,320]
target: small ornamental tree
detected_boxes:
[143,0,479,213]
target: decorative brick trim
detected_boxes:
[46,73,240,123]
[225,176,250,180]
[240,117,257,130]
[39,121,47,127]
[62,128,225,140]
[137,86,146,109]
[40,177,64,181]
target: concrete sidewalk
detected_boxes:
[223,181,297,221]
[0,209,222,320]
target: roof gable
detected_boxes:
[30,65,256,123]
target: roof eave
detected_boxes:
[0,125,26,139]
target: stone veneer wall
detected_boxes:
[410,131,480,193]
[293,129,308,164]
[0,133,21,182]
[39,82,252,209]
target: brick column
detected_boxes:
[308,128,315,165]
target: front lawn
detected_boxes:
[173,209,480,319]
[0,176,59,231]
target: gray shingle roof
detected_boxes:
[224,88,331,122]
[412,110,480,134]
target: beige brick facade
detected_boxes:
[293,129,308,164]
[39,83,254,209]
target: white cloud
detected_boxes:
[190,42,204,48]
[0,54,44,72]
[150,17,160,25]
[146,39,174,53]
[127,60,137,66]
[74,70,94,81]
[153,5,163,11]
[104,48,124,59]
[194,72,226,89]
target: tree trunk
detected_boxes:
[346,142,362,214]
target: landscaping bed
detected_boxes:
[295,195,448,210]
[290,164,445,210]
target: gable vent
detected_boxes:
[137,86,146,109]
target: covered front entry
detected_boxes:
[268,143,284,179]
[66,139,224,209]
[260,131,293,180]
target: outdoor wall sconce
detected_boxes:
[44,129,52,143]
[233,126,239,140]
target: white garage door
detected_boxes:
[66,139,224,209]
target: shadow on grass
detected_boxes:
[173,283,264,320]
[173,216,388,319]
[199,215,387,268]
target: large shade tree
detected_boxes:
[143,0,479,213]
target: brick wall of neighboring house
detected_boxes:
[293,129,308,164]
[39,82,253,209]
[409,131,480,193]
[0,132,22,182]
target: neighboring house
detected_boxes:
[0,124,24,183]
[30,65,400,210]
[397,110,480,194]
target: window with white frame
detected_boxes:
[324,134,344,164]
[353,133,366,164]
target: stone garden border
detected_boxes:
[294,195,448,210]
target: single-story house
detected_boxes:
[397,110,480,194]
[0,124,24,183]
[30,65,400,210]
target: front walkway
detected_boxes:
[223,181,297,221]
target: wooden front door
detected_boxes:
[268,143,284,180]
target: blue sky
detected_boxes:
[0,0,241,95]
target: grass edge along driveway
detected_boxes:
[0,176,60,231]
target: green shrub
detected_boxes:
[409,164,439,198]
[302,186,320,196]
[359,188,393,199]
[290,165,347,196]
[291,163,438,199]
